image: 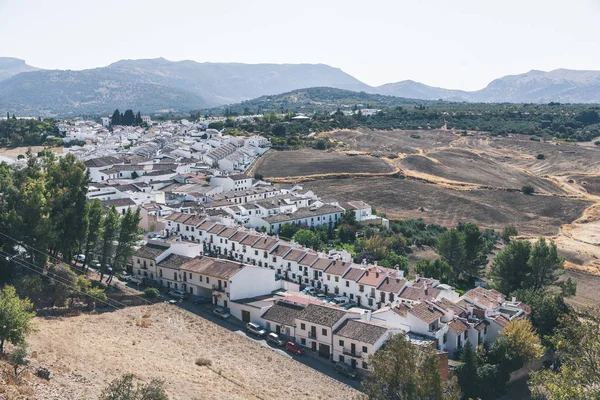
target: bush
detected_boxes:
[595,141,600,146]
[195,358,212,367]
[144,288,160,299]
[522,185,535,195]
[536,153,545,160]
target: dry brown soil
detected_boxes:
[21,304,358,400]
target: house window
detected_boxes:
[327,275,331,281]
[137,259,140,264]
[159,269,163,277]
[272,256,276,262]
[443,333,448,344]
[254,250,258,256]
[389,293,394,302]
[362,346,367,353]
[300,323,305,330]
[322,328,327,336]
[299,266,303,272]
[301,338,306,345]
[189,273,192,279]
[339,340,344,346]
[362,361,368,369]
[224,281,227,288]
[319,271,322,276]
[206,277,210,283]
[345,281,349,287]
[368,298,373,306]
[199,276,203,282]
[335,276,339,282]
[339,355,345,362]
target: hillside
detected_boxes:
[2,56,600,116]
[209,86,427,114]
[0,57,39,81]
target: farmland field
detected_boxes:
[254,147,395,178]
[303,177,591,236]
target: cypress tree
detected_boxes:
[111,109,121,126]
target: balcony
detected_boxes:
[342,348,362,358]
[308,333,317,339]
[212,284,226,293]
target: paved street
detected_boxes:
[176,298,362,390]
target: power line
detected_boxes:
[2,250,125,311]
[0,230,152,306]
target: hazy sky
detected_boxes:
[1,0,599,90]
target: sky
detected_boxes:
[1,0,599,90]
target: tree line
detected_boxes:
[0,117,60,147]
[111,109,145,127]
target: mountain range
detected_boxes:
[1,57,599,116]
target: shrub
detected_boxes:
[536,153,545,160]
[522,185,535,195]
[195,358,212,367]
[529,136,541,141]
[595,141,600,146]
[144,288,160,299]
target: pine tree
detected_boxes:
[111,109,121,126]
[122,109,135,126]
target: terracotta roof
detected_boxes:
[261,301,305,326]
[157,254,193,270]
[270,244,292,257]
[333,319,390,345]
[448,319,469,335]
[492,314,511,328]
[463,287,506,310]
[408,302,443,324]
[198,221,216,231]
[252,236,279,250]
[100,198,136,208]
[377,276,407,293]
[436,298,468,315]
[474,320,490,332]
[296,303,348,327]
[357,267,387,286]
[342,268,365,282]
[284,249,307,262]
[399,286,441,302]
[181,256,243,279]
[311,258,333,271]
[207,224,227,234]
[324,260,352,276]
[240,234,261,246]
[230,231,249,242]
[392,303,411,317]
[217,227,237,238]
[134,243,169,260]
[298,252,319,267]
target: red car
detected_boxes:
[285,341,304,355]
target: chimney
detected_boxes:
[497,295,502,304]
[376,272,379,278]
[512,296,516,303]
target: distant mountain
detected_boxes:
[376,80,470,102]
[469,69,600,103]
[0,58,371,116]
[0,57,39,81]
[210,87,426,114]
[0,56,599,116]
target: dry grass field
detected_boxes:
[21,304,358,400]
[303,177,591,236]
[254,128,600,279]
[254,148,394,179]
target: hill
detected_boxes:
[0,58,370,116]
[378,69,600,104]
[208,86,428,114]
[0,57,39,81]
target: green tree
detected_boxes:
[100,206,120,282]
[100,373,169,400]
[529,237,563,290]
[516,289,570,340]
[83,199,105,271]
[380,252,409,272]
[278,223,297,240]
[363,333,460,400]
[501,225,518,243]
[0,285,35,354]
[459,223,487,280]
[122,109,136,126]
[522,185,535,195]
[15,274,43,300]
[293,229,322,250]
[457,341,479,400]
[47,264,77,307]
[415,259,453,283]
[110,207,141,284]
[529,309,600,399]
[436,229,466,282]
[111,109,121,126]
[8,342,29,377]
[489,240,532,294]
[340,210,357,226]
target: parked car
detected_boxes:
[213,307,230,319]
[302,286,316,295]
[330,296,350,306]
[285,341,304,355]
[335,363,358,379]
[266,332,284,346]
[168,290,185,299]
[90,260,101,269]
[129,275,144,284]
[193,296,210,305]
[246,322,267,337]
[74,254,85,263]
[344,302,357,310]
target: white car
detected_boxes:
[74,254,86,263]
[330,296,350,306]
[302,286,316,295]
[213,307,230,319]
